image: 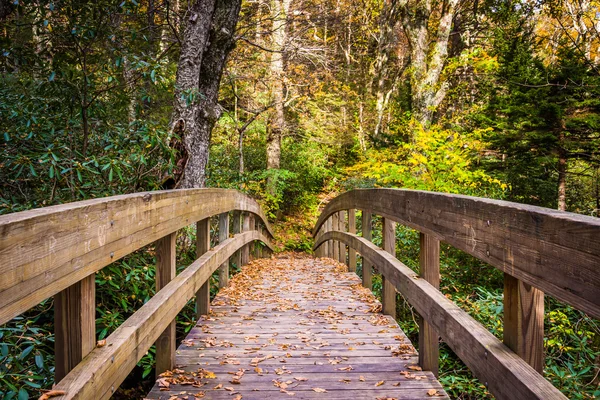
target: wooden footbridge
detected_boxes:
[1,188,599,399]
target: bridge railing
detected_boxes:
[0,189,274,399]
[313,188,600,400]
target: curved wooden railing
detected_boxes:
[0,189,274,399]
[313,188,600,400]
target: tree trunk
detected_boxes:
[265,0,290,193]
[557,127,567,211]
[401,0,458,127]
[170,0,242,188]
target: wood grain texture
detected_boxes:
[332,212,340,261]
[146,255,449,400]
[312,188,600,319]
[381,218,396,317]
[155,233,177,377]
[51,231,273,400]
[218,212,230,288]
[195,219,211,318]
[232,211,242,270]
[419,233,440,377]
[361,211,372,290]
[0,189,274,325]
[54,274,95,382]
[314,231,567,400]
[325,217,332,258]
[503,274,545,373]
[241,213,250,266]
[338,211,346,264]
[348,209,356,272]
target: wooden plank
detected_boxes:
[54,275,95,382]
[382,218,396,317]
[0,189,274,325]
[248,214,255,261]
[314,231,567,400]
[154,232,176,377]
[332,212,340,261]
[218,212,229,288]
[338,211,346,264]
[419,233,440,377]
[312,189,600,318]
[325,217,332,258]
[361,211,372,290]
[348,209,356,272]
[232,211,242,270]
[241,213,250,265]
[52,231,273,400]
[195,219,211,318]
[503,274,545,373]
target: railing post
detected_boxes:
[503,274,545,373]
[348,209,356,272]
[242,213,250,265]
[155,232,176,377]
[338,211,346,264]
[248,214,255,261]
[218,212,229,287]
[419,233,440,377]
[54,275,95,382]
[232,211,242,269]
[332,212,340,261]
[382,217,396,317]
[361,211,372,290]
[326,217,332,258]
[195,218,211,319]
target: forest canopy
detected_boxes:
[0,0,599,399]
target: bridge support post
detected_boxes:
[242,213,250,265]
[155,232,176,377]
[338,211,346,264]
[325,217,331,258]
[419,233,440,377]
[218,213,229,287]
[332,213,340,261]
[232,211,242,269]
[503,274,545,373]
[347,209,356,272]
[196,218,211,318]
[361,211,372,290]
[382,217,396,317]
[54,275,95,382]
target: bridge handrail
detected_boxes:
[0,188,273,325]
[312,188,600,400]
[314,231,565,400]
[312,188,600,319]
[53,230,273,400]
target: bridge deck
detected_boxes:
[146,253,449,399]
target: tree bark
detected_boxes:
[265,0,290,193]
[401,0,458,127]
[170,0,242,188]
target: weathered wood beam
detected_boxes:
[419,233,440,377]
[361,211,372,290]
[218,213,229,287]
[503,274,545,373]
[382,218,396,317]
[348,209,356,272]
[54,275,95,382]
[154,232,176,377]
[195,218,211,318]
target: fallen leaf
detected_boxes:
[312,388,327,393]
[97,339,106,347]
[39,391,67,400]
[375,380,385,387]
[427,389,439,396]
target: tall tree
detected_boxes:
[170,0,242,188]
